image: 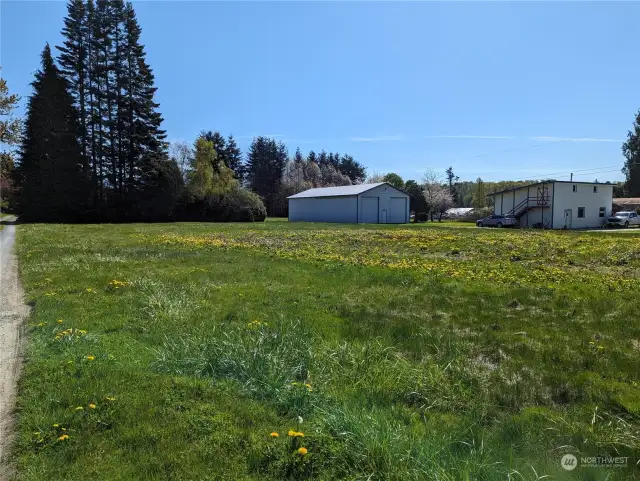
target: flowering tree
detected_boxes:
[422,169,453,221]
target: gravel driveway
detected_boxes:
[0,219,29,480]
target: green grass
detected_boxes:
[13,222,640,480]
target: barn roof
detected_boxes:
[288,182,400,199]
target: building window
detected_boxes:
[578,207,585,218]
[572,185,577,192]
[599,207,606,217]
[593,185,598,193]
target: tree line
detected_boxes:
[170,135,366,217]
[0,0,366,221]
[1,1,639,221]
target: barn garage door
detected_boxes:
[360,197,378,223]
[389,197,407,223]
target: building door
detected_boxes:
[381,210,387,224]
[360,196,379,223]
[564,209,572,229]
[389,197,407,223]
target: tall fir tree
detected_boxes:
[18,44,89,221]
[622,110,640,197]
[56,0,167,219]
[245,136,287,216]
[224,134,243,181]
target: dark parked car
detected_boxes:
[476,214,518,228]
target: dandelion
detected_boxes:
[270,432,279,438]
[57,319,64,324]
[86,288,95,293]
[305,383,312,391]
[297,447,308,455]
[105,396,116,402]
[75,406,84,411]
[37,322,47,327]
[58,434,70,441]
[86,355,95,361]
[52,424,59,428]
[89,403,96,409]
[287,430,297,437]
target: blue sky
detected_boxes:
[2,1,639,182]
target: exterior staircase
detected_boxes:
[506,196,550,219]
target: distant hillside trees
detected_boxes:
[622,109,640,197]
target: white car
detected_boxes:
[606,211,640,228]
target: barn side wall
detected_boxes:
[288,196,358,223]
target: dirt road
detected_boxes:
[0,220,28,480]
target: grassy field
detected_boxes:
[13,221,640,480]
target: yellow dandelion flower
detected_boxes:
[88,403,96,409]
[86,355,95,361]
[297,447,308,455]
[270,432,279,438]
[287,430,297,437]
[58,434,69,441]
[295,432,304,437]
[57,319,64,324]
[75,406,84,411]
[52,424,59,428]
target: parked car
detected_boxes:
[476,214,518,228]
[606,211,640,228]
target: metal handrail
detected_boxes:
[506,196,549,217]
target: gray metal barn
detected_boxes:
[288,182,410,224]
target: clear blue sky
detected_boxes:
[3,1,639,182]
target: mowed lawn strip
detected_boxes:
[14,222,640,480]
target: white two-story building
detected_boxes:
[489,181,613,229]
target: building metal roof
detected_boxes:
[487,180,611,196]
[445,207,475,216]
[288,182,396,199]
[613,198,640,205]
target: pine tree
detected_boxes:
[224,134,243,181]
[307,150,317,165]
[338,155,365,184]
[56,0,89,172]
[472,177,487,208]
[293,147,304,165]
[18,44,88,221]
[245,136,287,215]
[622,110,640,197]
[56,0,168,219]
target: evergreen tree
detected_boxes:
[245,136,287,215]
[317,150,328,166]
[472,177,487,208]
[338,155,365,184]
[56,0,89,171]
[293,147,305,165]
[622,110,640,197]
[224,134,243,181]
[18,44,89,221]
[56,0,167,219]
[307,150,317,165]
